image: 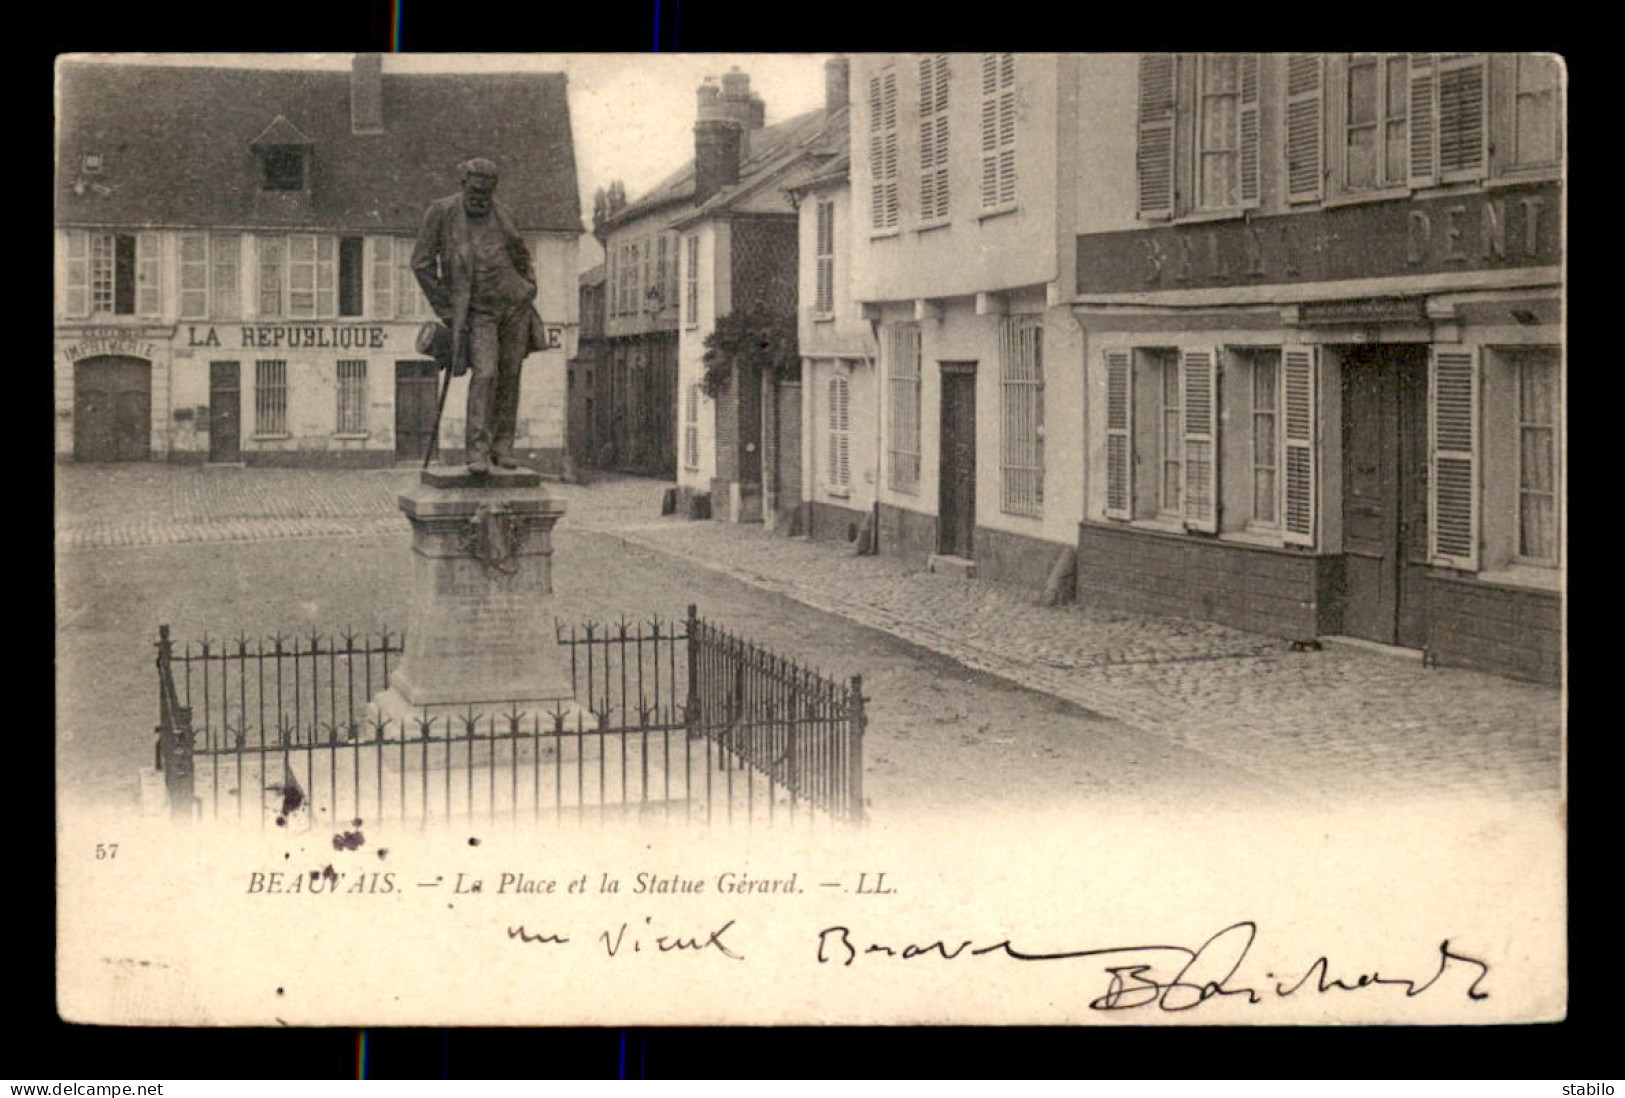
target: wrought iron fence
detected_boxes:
[154,606,865,828]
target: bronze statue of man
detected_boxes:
[412,158,541,473]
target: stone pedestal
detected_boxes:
[370,467,588,736]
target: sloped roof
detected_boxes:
[580,262,606,286]
[56,60,582,233]
[787,118,850,194]
[603,106,832,231]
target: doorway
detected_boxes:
[1340,344,1430,648]
[394,360,441,461]
[73,355,151,462]
[208,361,241,463]
[938,363,977,558]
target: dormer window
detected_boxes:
[261,147,307,191]
[250,114,315,194]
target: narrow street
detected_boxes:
[56,465,1562,819]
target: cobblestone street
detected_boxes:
[56,464,1563,805]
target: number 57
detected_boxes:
[96,843,118,860]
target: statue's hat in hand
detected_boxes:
[416,320,457,373]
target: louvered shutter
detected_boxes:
[136,232,161,317]
[179,233,209,319]
[1407,53,1439,188]
[368,236,393,319]
[1429,346,1479,570]
[869,73,886,230]
[1105,350,1134,520]
[1137,54,1176,219]
[62,229,89,318]
[828,374,850,490]
[838,374,850,488]
[1181,349,1219,532]
[1285,53,1324,204]
[1437,53,1488,180]
[316,235,337,317]
[1238,53,1262,207]
[1281,345,1317,546]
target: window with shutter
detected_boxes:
[886,323,922,492]
[828,373,851,492]
[814,200,835,314]
[395,238,426,319]
[1180,348,1218,532]
[1285,53,1325,204]
[289,234,317,318]
[1158,355,1182,518]
[212,234,241,320]
[316,235,337,318]
[62,230,89,318]
[180,233,209,319]
[1436,53,1488,181]
[1513,53,1561,169]
[1407,53,1438,188]
[369,236,394,319]
[1238,54,1261,207]
[918,54,951,224]
[1281,346,1317,546]
[1136,54,1177,219]
[1513,348,1560,565]
[684,235,700,326]
[684,385,701,470]
[259,235,285,318]
[1248,350,1281,528]
[1429,346,1479,569]
[1343,53,1410,192]
[869,68,900,231]
[136,232,160,317]
[980,53,1017,212]
[1104,350,1134,520]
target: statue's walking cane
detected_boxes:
[416,319,456,470]
[422,361,454,471]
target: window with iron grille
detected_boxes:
[814,200,836,314]
[919,54,951,224]
[684,384,701,470]
[62,230,159,318]
[684,234,700,326]
[886,323,921,492]
[336,359,367,435]
[827,371,851,494]
[255,359,288,436]
[999,316,1044,517]
[867,66,899,231]
[980,53,1017,211]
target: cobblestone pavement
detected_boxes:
[56,464,1563,802]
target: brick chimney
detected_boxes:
[351,53,384,134]
[825,55,850,116]
[693,116,743,204]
